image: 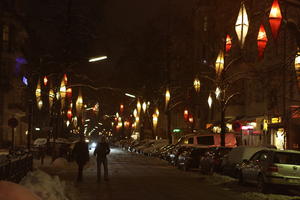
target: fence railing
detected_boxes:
[0,153,33,182]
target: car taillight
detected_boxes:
[267,165,278,172]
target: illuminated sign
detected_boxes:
[271,117,281,124]
[172,129,182,133]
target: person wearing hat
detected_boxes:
[94,136,110,182]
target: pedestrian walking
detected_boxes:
[72,135,89,182]
[94,136,110,182]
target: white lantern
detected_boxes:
[235,2,249,48]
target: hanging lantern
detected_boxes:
[142,102,147,113]
[235,2,249,48]
[165,88,170,108]
[120,104,124,113]
[257,24,268,58]
[35,79,41,102]
[67,109,72,120]
[188,114,194,124]
[184,109,189,121]
[294,49,300,90]
[225,34,232,53]
[43,76,48,86]
[215,87,221,99]
[137,99,141,114]
[63,74,68,84]
[60,78,66,99]
[135,116,140,124]
[193,77,201,93]
[152,113,158,130]
[269,0,282,41]
[155,108,159,117]
[215,50,224,77]
[208,93,213,108]
[66,88,72,99]
[49,88,55,109]
[133,109,138,118]
[76,89,83,115]
[124,121,130,128]
[37,99,43,110]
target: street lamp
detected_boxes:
[225,34,232,53]
[142,102,147,113]
[295,49,300,90]
[208,94,213,108]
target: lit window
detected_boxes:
[3,25,9,42]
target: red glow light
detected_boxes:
[269,0,282,40]
[225,34,232,53]
[257,24,268,58]
[43,76,48,86]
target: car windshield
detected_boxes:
[274,152,300,165]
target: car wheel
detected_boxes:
[257,175,269,193]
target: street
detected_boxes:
[39,147,257,200]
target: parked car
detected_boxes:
[142,139,168,156]
[221,145,275,177]
[177,146,207,171]
[237,149,300,193]
[182,133,237,148]
[199,147,232,174]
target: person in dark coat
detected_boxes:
[94,136,110,182]
[72,135,89,182]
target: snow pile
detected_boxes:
[0,181,41,200]
[52,157,69,168]
[20,170,69,200]
[242,192,300,200]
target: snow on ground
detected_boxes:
[0,181,41,200]
[241,192,300,200]
[20,169,70,200]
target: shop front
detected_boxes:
[267,117,286,150]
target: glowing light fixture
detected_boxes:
[142,102,147,113]
[89,56,108,63]
[193,77,201,93]
[184,109,189,121]
[67,109,72,120]
[49,88,55,109]
[133,109,138,118]
[137,99,141,114]
[152,113,158,130]
[120,104,124,113]
[269,0,282,40]
[43,76,48,86]
[165,88,170,108]
[215,50,224,77]
[215,87,221,99]
[235,2,249,48]
[225,34,232,53]
[295,49,300,91]
[208,94,213,108]
[76,89,83,115]
[155,108,159,117]
[257,24,268,58]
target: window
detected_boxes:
[197,136,214,145]
[3,25,9,42]
[274,152,300,165]
[188,138,194,144]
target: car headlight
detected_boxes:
[91,142,97,148]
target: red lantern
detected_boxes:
[63,74,68,84]
[120,104,124,113]
[43,76,48,86]
[188,114,194,124]
[225,34,232,53]
[66,88,72,98]
[257,24,268,58]
[184,109,189,121]
[67,109,72,120]
[269,0,282,41]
